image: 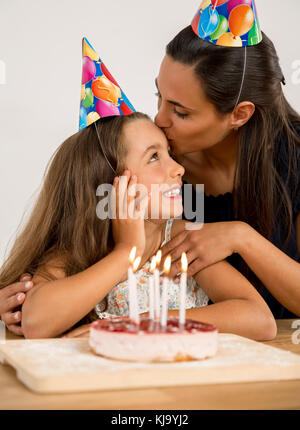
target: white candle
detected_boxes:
[161,255,171,328]
[148,256,156,320]
[128,247,137,322]
[154,250,162,320]
[132,256,141,325]
[179,252,188,327]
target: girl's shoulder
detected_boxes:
[32,252,67,286]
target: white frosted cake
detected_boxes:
[89,316,218,362]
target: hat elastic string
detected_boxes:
[234,46,247,111]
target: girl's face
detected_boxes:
[154,55,232,155]
[123,119,184,220]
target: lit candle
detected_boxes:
[179,252,188,327]
[132,256,141,325]
[154,250,162,320]
[149,256,156,320]
[128,247,137,322]
[161,255,171,328]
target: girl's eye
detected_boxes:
[149,152,159,163]
[174,109,188,119]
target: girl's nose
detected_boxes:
[169,159,185,179]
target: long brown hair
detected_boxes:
[166,26,300,247]
[0,112,150,323]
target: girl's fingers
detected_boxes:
[136,192,150,218]
[118,171,130,218]
[111,177,118,218]
[128,175,137,218]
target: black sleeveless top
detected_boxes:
[181,131,300,319]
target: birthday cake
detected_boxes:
[89,316,218,362]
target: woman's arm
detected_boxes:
[233,216,300,317]
[167,260,277,341]
[22,246,132,339]
[161,217,300,316]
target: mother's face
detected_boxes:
[154,55,232,156]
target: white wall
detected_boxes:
[0,0,299,265]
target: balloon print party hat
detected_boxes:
[191,0,262,47]
[79,38,136,130]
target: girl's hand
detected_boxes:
[0,273,34,336]
[159,221,248,279]
[111,170,150,257]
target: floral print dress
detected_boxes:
[95,218,209,319]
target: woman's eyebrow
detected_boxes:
[155,78,193,111]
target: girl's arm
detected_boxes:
[22,171,150,339]
[168,260,277,341]
[22,246,132,338]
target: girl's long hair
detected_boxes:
[0,112,150,324]
[167,27,300,246]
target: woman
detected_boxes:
[0,112,276,340]
[155,26,300,319]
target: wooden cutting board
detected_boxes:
[1,334,300,394]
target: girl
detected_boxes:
[154,26,300,319]
[0,112,276,340]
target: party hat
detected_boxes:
[79,38,136,130]
[191,0,262,47]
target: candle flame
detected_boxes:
[133,256,141,272]
[150,256,156,273]
[156,250,162,265]
[181,252,188,273]
[163,255,172,275]
[129,247,137,264]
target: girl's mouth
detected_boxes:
[162,186,182,200]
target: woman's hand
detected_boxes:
[0,273,34,336]
[112,170,150,257]
[159,221,248,279]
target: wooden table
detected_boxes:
[0,319,300,410]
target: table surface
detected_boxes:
[0,319,300,410]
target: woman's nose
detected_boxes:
[155,104,172,129]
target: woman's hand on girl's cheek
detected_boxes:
[159,221,248,279]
